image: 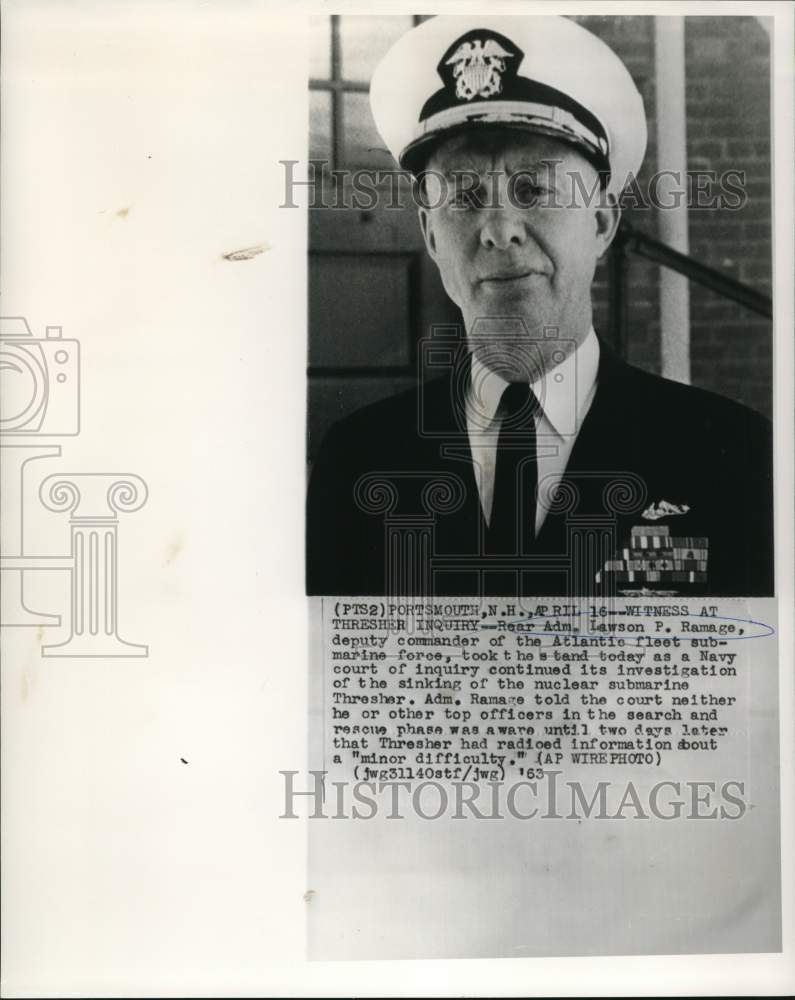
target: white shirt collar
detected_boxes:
[467,327,600,438]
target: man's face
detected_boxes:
[419,130,619,379]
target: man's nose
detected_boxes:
[479,207,527,250]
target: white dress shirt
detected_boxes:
[465,328,600,536]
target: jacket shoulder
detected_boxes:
[314,377,450,455]
[615,360,770,438]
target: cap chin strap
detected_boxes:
[415,100,608,160]
[401,106,611,185]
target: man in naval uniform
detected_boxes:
[306,15,773,599]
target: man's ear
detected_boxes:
[418,206,437,260]
[595,195,621,259]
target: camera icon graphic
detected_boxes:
[0,317,80,436]
[1,314,148,656]
[418,320,578,439]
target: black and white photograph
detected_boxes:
[306,13,774,600]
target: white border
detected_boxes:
[0,1,791,996]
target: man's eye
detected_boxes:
[512,182,546,206]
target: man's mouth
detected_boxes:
[479,270,546,283]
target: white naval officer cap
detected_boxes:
[370,15,647,193]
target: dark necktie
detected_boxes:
[485,382,539,555]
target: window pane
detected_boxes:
[340,15,414,82]
[309,90,332,163]
[309,254,414,368]
[341,91,394,169]
[309,15,331,79]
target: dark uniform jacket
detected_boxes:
[307,340,773,598]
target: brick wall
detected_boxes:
[572,15,662,375]
[573,14,772,417]
[685,16,772,418]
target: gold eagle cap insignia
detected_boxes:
[445,38,514,102]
